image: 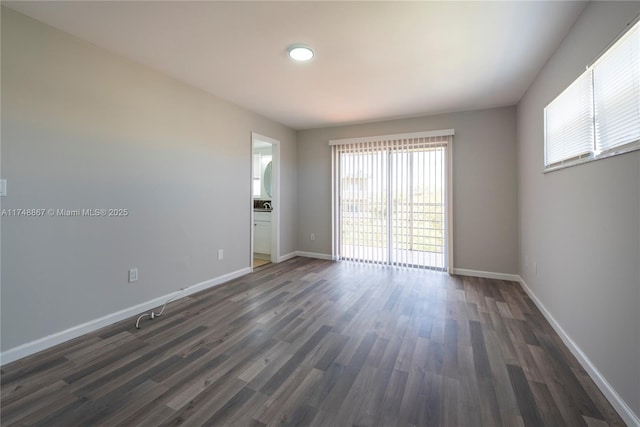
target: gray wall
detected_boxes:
[517,1,640,418]
[4,4,638,418]
[297,106,519,274]
[0,8,297,351]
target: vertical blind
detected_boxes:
[331,132,452,270]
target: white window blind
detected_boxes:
[330,131,452,270]
[544,70,594,167]
[593,21,640,153]
[544,19,640,170]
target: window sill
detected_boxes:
[543,140,640,174]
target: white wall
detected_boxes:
[517,1,640,419]
[297,106,519,274]
[0,8,297,352]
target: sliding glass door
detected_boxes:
[339,147,389,264]
[332,133,451,270]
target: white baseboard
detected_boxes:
[276,251,334,263]
[0,267,251,366]
[277,251,298,262]
[294,251,335,261]
[451,268,520,282]
[517,276,640,427]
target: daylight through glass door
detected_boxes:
[332,134,450,270]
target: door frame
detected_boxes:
[250,132,280,269]
[330,129,454,272]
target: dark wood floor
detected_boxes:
[1,257,624,426]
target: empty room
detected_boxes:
[1,1,639,426]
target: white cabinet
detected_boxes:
[254,222,271,254]
[254,211,271,254]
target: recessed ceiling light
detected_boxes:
[288,45,314,62]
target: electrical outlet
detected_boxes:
[128,268,138,283]
[218,249,224,260]
[310,233,315,241]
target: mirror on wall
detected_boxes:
[252,140,273,199]
[264,161,272,197]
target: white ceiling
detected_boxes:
[5,1,587,130]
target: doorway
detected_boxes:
[251,133,280,269]
[331,131,453,271]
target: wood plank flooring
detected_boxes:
[0,257,625,426]
[253,258,272,269]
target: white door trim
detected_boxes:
[250,132,280,268]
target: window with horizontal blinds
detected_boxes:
[593,21,640,153]
[545,70,594,166]
[543,19,640,171]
